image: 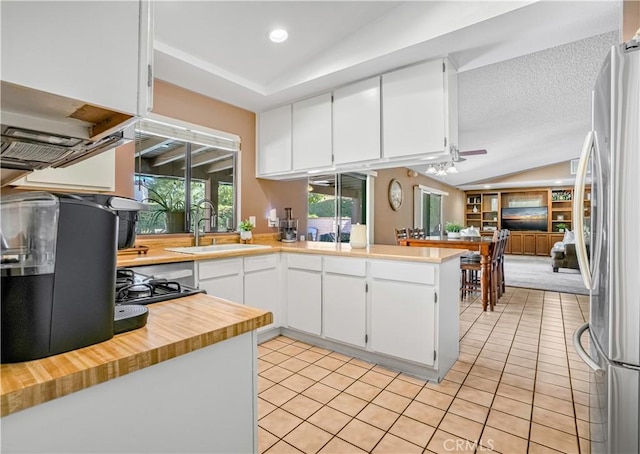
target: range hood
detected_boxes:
[0,82,135,172]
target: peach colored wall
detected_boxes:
[623,0,640,41]
[113,142,134,198]
[149,81,307,234]
[374,168,465,245]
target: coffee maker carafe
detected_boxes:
[280,207,298,243]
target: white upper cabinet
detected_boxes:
[257,105,292,176]
[1,1,153,116]
[10,150,116,192]
[382,59,455,159]
[255,58,457,180]
[333,77,381,165]
[292,93,333,171]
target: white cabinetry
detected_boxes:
[285,254,322,335]
[244,255,279,333]
[257,105,292,175]
[323,258,367,348]
[382,58,456,159]
[370,261,437,365]
[333,77,381,165]
[292,94,332,170]
[10,149,115,192]
[1,1,153,116]
[197,258,244,304]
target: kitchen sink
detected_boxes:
[165,244,273,255]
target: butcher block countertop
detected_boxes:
[117,240,467,268]
[0,295,272,417]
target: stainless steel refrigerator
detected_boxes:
[572,36,640,454]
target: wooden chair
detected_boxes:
[497,230,509,297]
[394,228,409,245]
[460,230,501,309]
[489,230,506,303]
[409,227,425,239]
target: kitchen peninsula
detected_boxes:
[1,240,465,453]
[118,240,466,382]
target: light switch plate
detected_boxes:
[249,216,256,227]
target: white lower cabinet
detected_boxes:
[196,258,243,304]
[370,260,437,365]
[371,280,435,365]
[285,254,322,335]
[244,255,280,332]
[323,258,367,347]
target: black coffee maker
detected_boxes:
[1,192,118,363]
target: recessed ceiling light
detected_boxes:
[555,180,563,184]
[269,29,288,43]
[484,185,491,188]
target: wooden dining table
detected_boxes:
[399,235,497,311]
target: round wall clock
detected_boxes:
[388,179,403,211]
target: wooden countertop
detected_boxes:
[0,295,272,417]
[117,241,467,267]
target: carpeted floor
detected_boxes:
[503,255,588,295]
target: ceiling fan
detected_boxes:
[451,146,487,162]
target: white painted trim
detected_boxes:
[417,184,449,196]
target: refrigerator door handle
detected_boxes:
[573,322,605,375]
[573,131,594,290]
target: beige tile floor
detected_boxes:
[257,287,591,453]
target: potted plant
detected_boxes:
[143,185,186,233]
[556,222,568,233]
[238,219,254,241]
[445,221,463,239]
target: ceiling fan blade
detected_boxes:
[459,149,488,156]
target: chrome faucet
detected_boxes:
[194,199,216,246]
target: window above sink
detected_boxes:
[133,114,241,235]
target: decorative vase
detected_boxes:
[447,232,461,239]
[240,230,252,241]
[165,210,185,233]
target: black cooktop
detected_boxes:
[115,268,204,305]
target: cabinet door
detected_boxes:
[536,234,549,256]
[323,274,367,348]
[197,259,243,303]
[371,280,435,365]
[549,234,564,245]
[245,268,279,332]
[10,149,115,191]
[2,1,148,115]
[523,234,537,255]
[510,233,523,255]
[333,77,381,165]
[286,269,321,335]
[257,105,292,175]
[198,275,243,304]
[382,60,445,158]
[292,93,332,170]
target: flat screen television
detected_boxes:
[501,207,548,231]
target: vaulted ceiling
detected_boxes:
[153,1,621,188]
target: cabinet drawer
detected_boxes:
[370,260,435,285]
[244,254,278,272]
[287,254,322,271]
[198,258,243,280]
[324,257,366,277]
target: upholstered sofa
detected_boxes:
[551,242,579,272]
[551,230,589,272]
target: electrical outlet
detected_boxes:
[249,216,256,226]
